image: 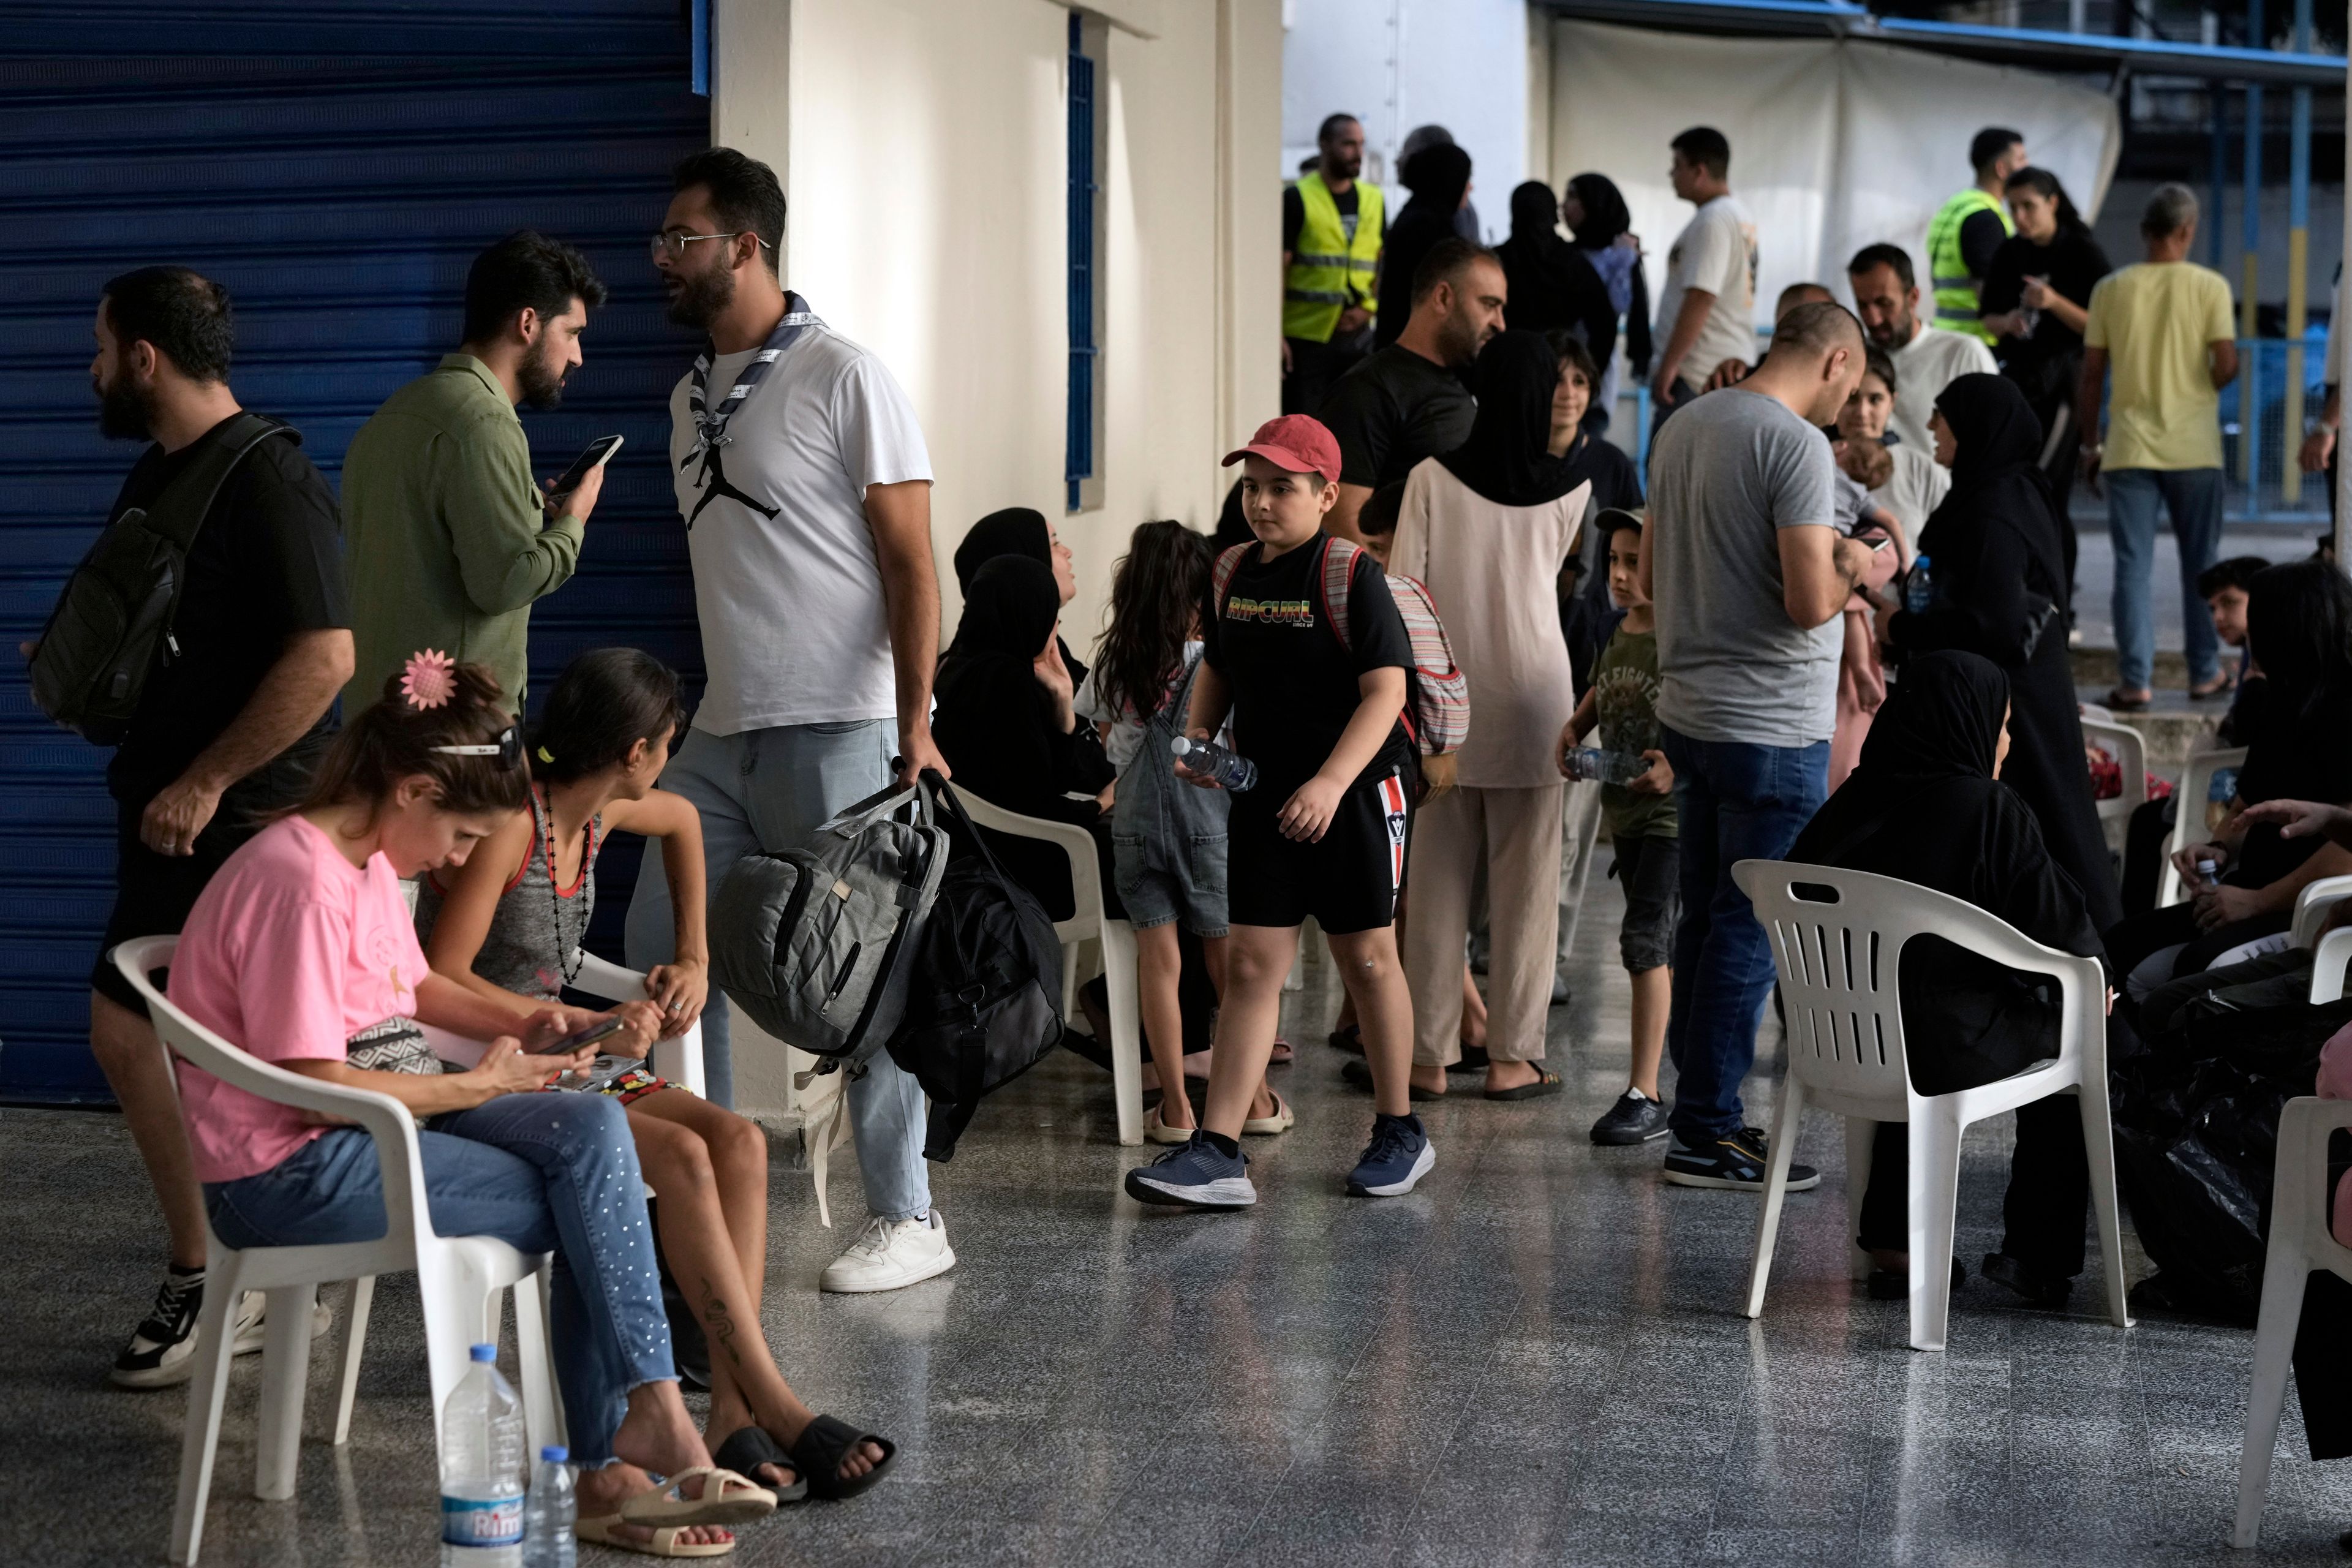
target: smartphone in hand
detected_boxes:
[548,434,624,498]
[533,1016,625,1055]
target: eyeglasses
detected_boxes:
[432,728,524,769]
[648,230,774,263]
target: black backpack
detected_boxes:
[884,772,1065,1159]
[29,413,296,744]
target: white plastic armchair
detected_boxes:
[1731,861,2133,1352]
[570,951,707,1097]
[949,783,1144,1145]
[113,937,559,1567]
[2159,747,2249,908]
[2079,716,2146,832]
[2233,1095,2352,1547]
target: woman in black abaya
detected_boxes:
[1880,373,2120,936]
[1788,651,2109,1304]
[1374,143,1472,351]
[1496,182,1617,358]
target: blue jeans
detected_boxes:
[2106,466,2225,692]
[1659,726,1828,1145]
[625,720,932,1221]
[204,1092,669,1468]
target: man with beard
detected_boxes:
[1846,243,1995,455]
[340,230,608,712]
[1316,237,1504,542]
[58,266,352,1385]
[629,147,957,1294]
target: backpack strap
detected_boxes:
[1317,534,1359,654]
[1210,542,1254,625]
[141,413,299,550]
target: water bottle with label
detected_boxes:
[1904,554,1934,616]
[522,1446,576,1568]
[1170,734,1258,792]
[441,1344,526,1567]
[1565,747,1649,786]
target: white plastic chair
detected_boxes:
[2232,1095,2352,1547]
[949,783,1144,1145]
[113,937,559,1567]
[2079,715,2146,831]
[1732,861,2133,1352]
[2159,747,2250,907]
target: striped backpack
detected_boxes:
[1211,535,1469,757]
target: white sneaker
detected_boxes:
[818,1211,956,1294]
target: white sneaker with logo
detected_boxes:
[818,1211,956,1294]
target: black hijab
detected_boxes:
[1438,331,1580,507]
[1566,173,1632,248]
[1378,145,1475,349]
[1791,651,2010,869]
[1919,372,2068,604]
[1497,181,1610,340]
[946,555,1058,663]
[953,507,1052,592]
[1399,143,1472,214]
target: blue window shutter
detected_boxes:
[1066,10,1097,511]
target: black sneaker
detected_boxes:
[1346,1114,1435,1197]
[111,1266,246,1389]
[1124,1132,1257,1209]
[1662,1126,1820,1191]
[1589,1088,1671,1145]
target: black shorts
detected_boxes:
[1227,763,1412,935]
[91,750,320,1014]
[1613,832,1681,973]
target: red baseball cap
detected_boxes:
[1222,414,1341,484]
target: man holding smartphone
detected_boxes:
[341,231,608,714]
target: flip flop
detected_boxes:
[616,1467,775,1528]
[786,1413,899,1501]
[1340,1057,1441,1101]
[1483,1068,1564,1101]
[576,1515,735,1558]
[1327,1024,1365,1057]
[712,1427,810,1504]
[2104,687,2153,712]
[1448,1044,1490,1073]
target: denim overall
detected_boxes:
[1109,655,1231,935]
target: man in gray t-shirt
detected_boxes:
[1636,302,1873,1191]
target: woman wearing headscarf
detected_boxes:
[1979,167,2110,534]
[1392,331,1591,1099]
[1498,182,1618,361]
[1374,143,1473,351]
[952,507,1089,688]
[1788,650,2109,1306]
[932,555,1115,921]
[1879,373,2120,938]
[1561,173,1651,427]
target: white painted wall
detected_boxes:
[707,0,1281,1115]
[1280,0,1531,243]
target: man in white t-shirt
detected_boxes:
[628,148,956,1295]
[1847,243,1997,454]
[1649,126,1757,415]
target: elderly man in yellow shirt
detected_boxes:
[2078,183,2239,711]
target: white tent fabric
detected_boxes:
[1547,20,2122,333]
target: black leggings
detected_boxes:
[1856,1098,2091,1279]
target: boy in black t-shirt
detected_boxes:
[1123,416,1433,1208]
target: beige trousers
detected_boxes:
[1403,783,1565,1065]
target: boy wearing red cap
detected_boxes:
[1123,415,1432,1207]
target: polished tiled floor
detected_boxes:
[10,850,2352,1566]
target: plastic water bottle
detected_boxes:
[522,1446,576,1568]
[2195,856,2221,889]
[1904,554,1934,616]
[1565,747,1649,786]
[1170,734,1257,792]
[440,1344,526,1566]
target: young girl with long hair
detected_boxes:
[415,647,895,1507]
[168,657,778,1555]
[1080,521,1286,1142]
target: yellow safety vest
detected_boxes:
[1926,187,2013,345]
[1283,170,1383,344]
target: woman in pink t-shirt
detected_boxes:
[167,660,771,1553]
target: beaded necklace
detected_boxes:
[535,782,599,989]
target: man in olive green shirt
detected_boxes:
[342,232,609,713]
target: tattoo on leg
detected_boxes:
[700,1276,745,1369]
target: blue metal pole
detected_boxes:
[2285,0,2313,500]
[2241,0,2263,483]
[2211,86,2228,269]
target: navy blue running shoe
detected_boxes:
[1346,1114,1434,1197]
[1124,1132,1257,1208]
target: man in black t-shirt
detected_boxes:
[1315,238,1502,542]
[1124,415,1434,1212]
[53,268,352,1388]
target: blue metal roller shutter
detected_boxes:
[0,3,710,1101]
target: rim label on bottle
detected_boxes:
[442,1494,524,1547]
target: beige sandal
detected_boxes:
[1145,1103,1196,1144]
[616,1466,775,1528]
[1242,1091,1294,1136]
[576,1514,736,1558]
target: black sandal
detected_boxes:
[787,1414,899,1501]
[1483,1067,1564,1101]
[712,1427,809,1504]
[1340,1057,1441,1101]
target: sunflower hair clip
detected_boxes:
[401,650,457,710]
